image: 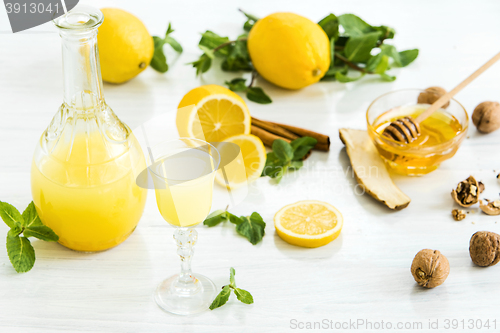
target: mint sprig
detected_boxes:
[151,23,183,73]
[0,201,58,273]
[320,13,418,82]
[210,267,254,310]
[188,15,272,105]
[261,136,317,183]
[203,209,265,245]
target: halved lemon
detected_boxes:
[215,134,266,189]
[274,200,343,248]
[177,85,251,142]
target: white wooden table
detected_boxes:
[2,0,500,332]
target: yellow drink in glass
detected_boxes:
[152,149,215,227]
[149,138,220,315]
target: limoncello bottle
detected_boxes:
[31,5,147,252]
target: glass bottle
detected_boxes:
[31,5,147,252]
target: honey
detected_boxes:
[370,105,465,176]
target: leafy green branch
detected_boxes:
[151,23,183,73]
[203,208,265,245]
[0,201,59,273]
[319,13,418,82]
[262,137,317,183]
[209,267,253,310]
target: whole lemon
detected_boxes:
[98,8,154,84]
[248,12,330,90]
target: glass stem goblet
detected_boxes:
[149,138,220,315]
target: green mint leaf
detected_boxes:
[165,22,174,35]
[262,164,283,178]
[234,288,254,304]
[379,73,396,82]
[198,45,215,59]
[378,44,401,66]
[203,210,228,227]
[236,214,265,245]
[228,212,243,225]
[274,167,285,183]
[8,225,22,237]
[7,234,35,273]
[229,267,236,287]
[292,145,314,161]
[272,139,294,162]
[318,14,339,40]
[335,71,365,83]
[262,153,284,177]
[246,87,272,104]
[366,54,390,74]
[209,285,232,310]
[150,36,168,73]
[289,160,303,170]
[344,31,381,62]
[239,10,259,23]
[338,14,375,37]
[199,31,230,56]
[23,225,58,242]
[0,201,23,230]
[291,136,317,160]
[165,36,183,53]
[225,78,248,92]
[21,201,41,228]
[374,55,390,74]
[189,54,212,76]
[329,37,335,65]
[398,49,419,67]
[243,20,254,32]
[374,25,395,40]
[322,65,348,80]
[221,58,253,72]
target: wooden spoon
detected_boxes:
[382,51,500,143]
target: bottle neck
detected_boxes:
[60,29,104,108]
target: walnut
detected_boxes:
[410,249,450,288]
[472,102,500,133]
[451,176,484,207]
[479,199,500,215]
[452,209,466,221]
[417,86,449,108]
[469,231,500,267]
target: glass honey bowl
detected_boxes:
[366,89,469,176]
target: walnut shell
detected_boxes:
[479,199,500,215]
[472,101,500,133]
[451,176,484,207]
[469,231,500,267]
[452,209,466,221]
[417,86,449,108]
[411,249,450,288]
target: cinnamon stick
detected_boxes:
[251,125,290,147]
[250,117,330,151]
[251,117,299,141]
[267,121,330,147]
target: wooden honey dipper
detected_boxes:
[382,51,500,143]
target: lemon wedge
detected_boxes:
[215,134,266,189]
[177,85,251,142]
[274,200,343,248]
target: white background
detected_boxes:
[1,0,500,332]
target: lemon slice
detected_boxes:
[177,85,251,142]
[215,134,266,189]
[274,200,343,248]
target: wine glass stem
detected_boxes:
[174,227,198,284]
